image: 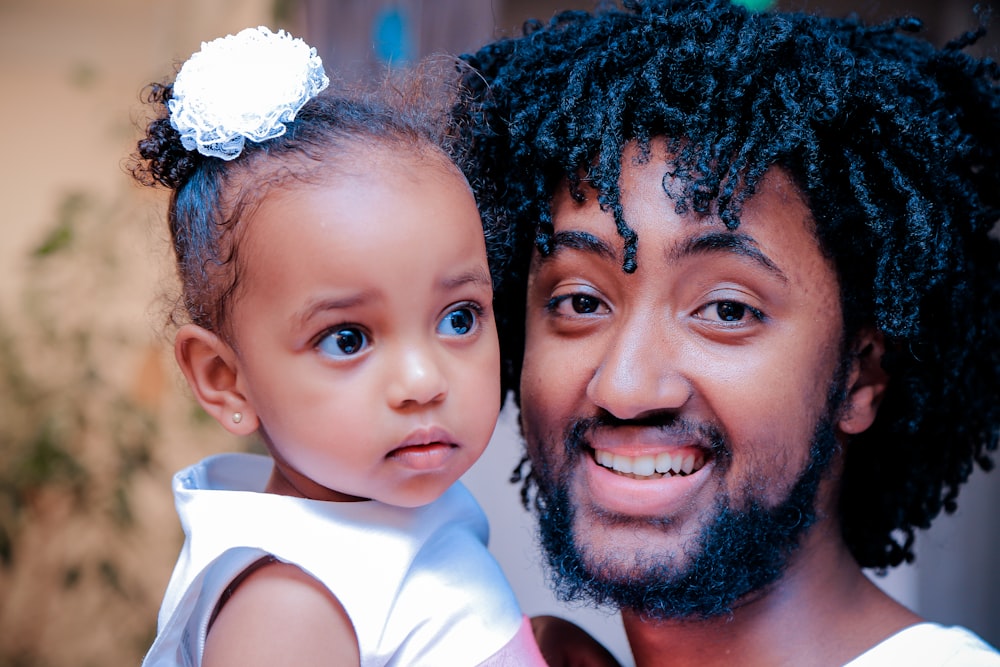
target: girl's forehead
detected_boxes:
[230,148,486,314]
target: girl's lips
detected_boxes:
[387,426,458,470]
[396,425,454,449]
[387,443,456,470]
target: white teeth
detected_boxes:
[632,454,656,476]
[612,453,633,474]
[595,449,705,478]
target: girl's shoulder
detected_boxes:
[202,558,359,667]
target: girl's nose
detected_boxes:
[386,345,448,409]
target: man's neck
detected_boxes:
[621,521,921,667]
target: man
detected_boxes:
[455,0,1000,664]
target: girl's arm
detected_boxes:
[202,560,359,667]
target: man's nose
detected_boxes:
[386,344,448,409]
[585,314,692,420]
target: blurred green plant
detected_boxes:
[0,188,160,665]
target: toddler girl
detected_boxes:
[132,26,549,667]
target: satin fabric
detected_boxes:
[142,453,544,667]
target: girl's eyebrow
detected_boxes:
[292,268,492,330]
[442,267,493,290]
[670,231,788,282]
[293,292,371,328]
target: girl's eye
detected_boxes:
[318,327,368,357]
[437,306,478,336]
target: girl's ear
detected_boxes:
[837,329,889,436]
[174,324,259,435]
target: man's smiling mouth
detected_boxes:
[592,448,707,480]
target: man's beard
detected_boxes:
[524,366,849,621]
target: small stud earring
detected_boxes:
[232,412,243,424]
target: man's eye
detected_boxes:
[318,327,368,357]
[437,306,478,336]
[700,300,763,323]
[571,294,602,314]
[546,292,608,316]
[715,301,746,322]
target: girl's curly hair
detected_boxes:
[455,0,1000,570]
[130,60,476,339]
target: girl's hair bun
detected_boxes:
[134,82,203,189]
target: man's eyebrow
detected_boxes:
[544,230,618,262]
[673,231,787,281]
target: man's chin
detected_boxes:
[532,432,835,620]
[535,484,742,620]
[564,499,690,578]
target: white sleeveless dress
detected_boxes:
[141,453,545,667]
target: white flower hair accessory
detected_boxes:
[168,26,330,161]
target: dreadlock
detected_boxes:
[455,0,1000,570]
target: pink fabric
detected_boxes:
[477,615,548,666]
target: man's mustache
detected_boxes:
[563,412,730,460]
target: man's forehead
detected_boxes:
[565,137,805,204]
[552,144,812,231]
[544,155,819,283]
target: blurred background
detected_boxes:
[0,0,996,665]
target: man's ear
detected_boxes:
[174,324,259,435]
[838,329,889,436]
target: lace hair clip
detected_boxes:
[168,26,330,161]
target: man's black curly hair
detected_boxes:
[454,0,1000,570]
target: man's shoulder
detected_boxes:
[847,623,1000,667]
